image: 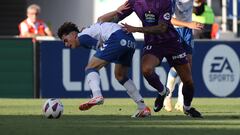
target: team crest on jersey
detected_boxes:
[144,11,156,23]
[120,39,127,46]
[163,12,171,20]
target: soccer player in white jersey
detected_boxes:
[57,15,151,118]
[164,0,204,112]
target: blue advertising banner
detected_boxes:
[193,40,240,97]
[40,41,170,98]
[40,40,240,98]
[227,0,240,18]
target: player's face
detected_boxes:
[62,32,79,48]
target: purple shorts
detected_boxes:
[142,40,188,67]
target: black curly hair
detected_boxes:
[57,22,80,39]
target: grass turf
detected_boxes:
[0,98,240,135]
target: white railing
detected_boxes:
[233,0,238,35]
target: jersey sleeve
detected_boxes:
[78,34,99,50]
[158,1,173,25]
[117,0,134,21]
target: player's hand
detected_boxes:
[121,23,138,33]
[188,21,204,30]
[117,1,130,14]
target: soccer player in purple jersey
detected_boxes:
[164,0,204,113]
[99,0,202,118]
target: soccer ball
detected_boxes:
[42,98,64,119]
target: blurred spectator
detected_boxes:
[192,0,215,39]
[18,4,53,38]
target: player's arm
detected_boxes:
[97,1,132,23]
[97,11,121,23]
[171,18,204,30]
[121,22,168,34]
[78,34,100,49]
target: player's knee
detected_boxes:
[142,65,154,77]
[117,76,129,85]
[114,72,125,82]
[115,74,124,82]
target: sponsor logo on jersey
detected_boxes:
[172,52,186,60]
[144,11,156,23]
[120,39,136,49]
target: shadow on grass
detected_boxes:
[0,115,240,135]
[0,114,239,121]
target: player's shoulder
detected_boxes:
[83,23,100,31]
[98,22,120,27]
[79,23,101,36]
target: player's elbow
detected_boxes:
[97,17,104,23]
[97,16,109,23]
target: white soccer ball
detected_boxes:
[42,98,64,119]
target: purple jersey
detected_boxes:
[118,0,179,46]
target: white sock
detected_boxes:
[166,67,178,98]
[178,82,184,105]
[86,71,102,98]
[184,105,191,111]
[123,79,146,110]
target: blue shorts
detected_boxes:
[176,27,193,54]
[94,30,136,67]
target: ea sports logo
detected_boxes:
[202,45,240,97]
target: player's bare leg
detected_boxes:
[174,63,202,118]
[174,54,192,112]
[141,54,169,112]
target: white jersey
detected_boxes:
[78,22,122,42]
[173,0,193,23]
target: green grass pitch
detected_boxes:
[0,98,240,135]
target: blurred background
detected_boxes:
[1,0,239,39]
